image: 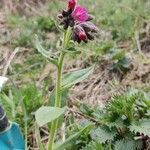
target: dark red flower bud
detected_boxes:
[68,0,77,10]
[79,31,87,40]
[74,25,87,42]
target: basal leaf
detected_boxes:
[35,106,66,127]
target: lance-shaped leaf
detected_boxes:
[49,67,94,108]
[54,124,93,150]
[35,35,58,66]
[35,106,66,127]
[62,66,94,89]
[54,19,65,33]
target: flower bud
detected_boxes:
[74,25,87,42]
[68,0,77,10]
[80,22,98,33]
[79,31,87,40]
[62,9,72,17]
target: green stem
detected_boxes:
[47,27,72,150]
[25,119,28,150]
[48,52,65,150]
[21,99,28,150]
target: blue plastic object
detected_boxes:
[0,122,25,150]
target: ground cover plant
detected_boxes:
[0,0,150,150]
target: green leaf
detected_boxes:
[35,35,58,66]
[64,26,73,49]
[49,67,93,107]
[53,18,65,33]
[79,103,94,115]
[112,51,125,60]
[146,110,150,116]
[63,49,81,55]
[1,91,16,119]
[49,89,69,128]
[90,126,117,143]
[62,66,94,89]
[49,88,69,107]
[130,119,150,137]
[54,124,93,150]
[81,141,103,150]
[35,106,66,127]
[35,35,52,58]
[114,139,143,150]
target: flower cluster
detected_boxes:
[58,0,98,43]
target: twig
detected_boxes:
[61,123,66,142]
[68,108,101,124]
[2,47,19,76]
[135,31,142,53]
[40,127,49,136]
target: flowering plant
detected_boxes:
[35,0,98,149]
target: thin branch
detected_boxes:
[2,47,19,76]
[68,108,101,124]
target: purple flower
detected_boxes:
[58,0,98,43]
[71,6,89,23]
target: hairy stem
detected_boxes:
[47,27,71,150]
[48,52,65,150]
